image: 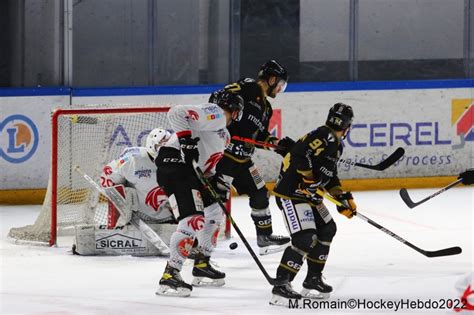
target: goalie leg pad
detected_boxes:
[73,224,169,256]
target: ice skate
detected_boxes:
[269,282,302,307]
[257,234,291,255]
[301,274,332,299]
[192,255,225,287]
[156,263,193,297]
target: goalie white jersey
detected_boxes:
[166,103,230,176]
[101,147,172,222]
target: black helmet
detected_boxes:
[258,59,289,82]
[214,90,244,122]
[326,103,354,131]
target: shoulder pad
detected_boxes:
[238,77,256,85]
[118,147,145,159]
[308,126,336,145]
[201,103,223,115]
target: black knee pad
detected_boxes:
[249,187,270,210]
[291,230,317,253]
[316,220,337,242]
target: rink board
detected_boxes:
[0,80,472,195]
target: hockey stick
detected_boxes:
[191,160,283,286]
[326,147,405,171]
[74,165,170,255]
[316,190,462,258]
[232,136,404,171]
[399,179,463,209]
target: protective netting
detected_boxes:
[8,106,171,245]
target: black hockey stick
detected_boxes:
[192,161,283,286]
[232,136,404,171]
[326,147,405,171]
[317,190,462,258]
[399,179,463,209]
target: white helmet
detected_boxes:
[146,128,171,158]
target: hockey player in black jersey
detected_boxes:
[269,103,357,306]
[209,60,294,255]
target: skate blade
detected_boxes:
[259,244,289,256]
[301,288,330,299]
[156,285,191,297]
[269,294,292,307]
[192,277,225,287]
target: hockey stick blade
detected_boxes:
[423,246,462,258]
[316,192,463,258]
[399,188,418,208]
[191,161,283,286]
[355,147,405,171]
[399,179,463,209]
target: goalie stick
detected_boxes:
[316,190,462,258]
[231,136,404,171]
[74,165,170,255]
[399,179,463,209]
[191,161,283,286]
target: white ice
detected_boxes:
[1,188,473,315]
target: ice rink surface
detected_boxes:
[1,188,473,315]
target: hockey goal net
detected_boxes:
[8,106,231,246]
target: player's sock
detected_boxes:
[276,246,304,282]
[251,208,273,235]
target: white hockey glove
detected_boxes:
[115,187,139,227]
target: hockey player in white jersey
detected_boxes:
[73,128,175,256]
[101,128,175,227]
[155,92,244,297]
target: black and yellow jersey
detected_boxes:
[273,125,343,200]
[209,78,273,161]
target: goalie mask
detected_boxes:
[146,128,172,158]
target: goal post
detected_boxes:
[8,105,231,246]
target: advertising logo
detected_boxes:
[95,233,144,250]
[269,109,281,138]
[452,98,474,142]
[0,114,39,163]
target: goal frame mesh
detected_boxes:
[9,106,231,247]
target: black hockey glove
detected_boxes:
[209,174,231,201]
[458,168,474,185]
[275,136,296,157]
[294,181,323,204]
[178,135,200,165]
[335,192,357,219]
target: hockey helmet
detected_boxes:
[258,59,289,82]
[214,91,244,122]
[146,128,172,158]
[326,103,354,131]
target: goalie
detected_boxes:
[73,128,176,256]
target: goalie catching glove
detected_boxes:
[335,192,356,219]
